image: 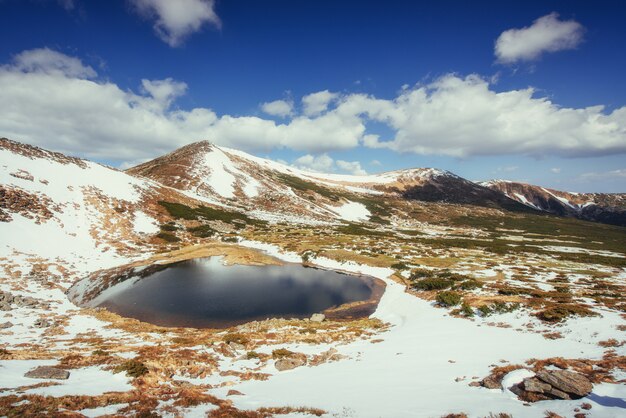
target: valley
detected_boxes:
[0,137,625,417]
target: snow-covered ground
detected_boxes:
[229,241,626,417]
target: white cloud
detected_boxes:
[302,90,339,116]
[550,167,561,174]
[336,160,367,175]
[0,49,363,163]
[495,13,585,63]
[261,99,293,118]
[356,74,626,158]
[293,154,367,175]
[2,49,626,166]
[293,154,335,173]
[579,169,626,181]
[9,48,96,78]
[129,0,221,47]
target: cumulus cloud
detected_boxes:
[0,49,363,163]
[495,13,585,63]
[2,49,626,166]
[302,90,339,117]
[550,167,561,174]
[293,154,335,173]
[293,154,367,175]
[9,48,96,78]
[261,99,293,118]
[129,0,221,47]
[357,74,626,158]
[336,160,367,175]
[579,169,626,181]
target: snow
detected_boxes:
[327,201,371,222]
[0,360,133,396]
[199,147,238,198]
[228,242,626,418]
[132,211,159,235]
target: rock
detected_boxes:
[227,389,244,396]
[468,381,481,387]
[228,342,245,351]
[33,318,50,328]
[24,366,70,380]
[310,313,325,322]
[481,375,501,389]
[536,370,593,398]
[522,377,552,393]
[0,302,10,311]
[0,321,13,329]
[581,403,592,410]
[275,357,306,371]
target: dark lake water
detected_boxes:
[97,257,375,328]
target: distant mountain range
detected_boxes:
[2,138,625,238]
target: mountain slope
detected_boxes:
[482,180,626,226]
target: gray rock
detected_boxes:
[33,318,50,328]
[310,313,325,322]
[0,321,13,329]
[536,370,593,398]
[275,357,306,371]
[522,377,552,393]
[24,366,70,380]
[0,302,10,311]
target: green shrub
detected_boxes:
[413,277,454,291]
[223,333,249,345]
[391,262,409,270]
[159,223,178,232]
[246,351,260,359]
[460,303,474,317]
[222,236,238,243]
[272,348,296,359]
[187,224,216,238]
[436,291,462,307]
[536,305,598,322]
[91,349,109,356]
[478,304,492,316]
[456,279,483,290]
[156,232,180,242]
[114,360,148,378]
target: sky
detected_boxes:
[0,0,625,192]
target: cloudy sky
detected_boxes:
[1,0,625,192]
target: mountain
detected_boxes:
[126,140,531,224]
[481,180,626,227]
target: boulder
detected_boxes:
[275,357,306,371]
[310,313,325,322]
[0,321,13,329]
[522,377,552,393]
[24,366,70,380]
[536,370,593,398]
[0,302,10,311]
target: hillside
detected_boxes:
[482,180,626,226]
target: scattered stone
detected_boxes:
[227,389,244,396]
[468,381,481,387]
[536,370,593,398]
[0,302,10,311]
[275,357,306,371]
[228,342,245,351]
[310,313,325,322]
[0,321,13,329]
[33,318,50,328]
[581,403,592,410]
[481,375,501,389]
[24,366,70,380]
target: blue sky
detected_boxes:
[0,0,625,192]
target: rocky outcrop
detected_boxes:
[511,370,593,401]
[0,290,41,310]
[274,357,306,371]
[24,366,70,380]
